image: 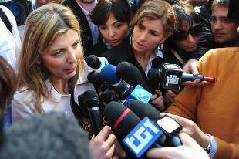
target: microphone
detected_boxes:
[128,100,182,147]
[103,101,167,158]
[85,55,109,72]
[147,63,215,91]
[127,100,160,121]
[116,62,148,87]
[78,90,101,135]
[99,88,119,107]
[87,71,103,90]
[86,55,101,69]
[100,64,119,84]
[100,64,153,104]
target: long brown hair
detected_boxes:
[0,57,16,116]
[18,3,84,112]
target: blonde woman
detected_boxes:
[12,4,115,159]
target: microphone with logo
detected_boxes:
[103,101,171,158]
[147,63,215,91]
[127,100,182,147]
[100,63,153,104]
[78,90,101,135]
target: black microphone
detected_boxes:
[101,64,153,104]
[99,88,119,106]
[103,101,167,158]
[116,62,148,87]
[147,63,215,91]
[85,55,101,69]
[128,100,182,147]
[78,90,101,135]
[85,55,109,72]
[127,100,160,121]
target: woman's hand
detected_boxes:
[150,90,164,111]
[161,113,210,148]
[89,126,116,159]
[146,133,209,159]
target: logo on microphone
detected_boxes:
[129,85,152,103]
[123,117,163,158]
[166,75,179,86]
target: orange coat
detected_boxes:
[167,47,239,159]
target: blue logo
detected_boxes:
[123,117,163,158]
[129,85,152,103]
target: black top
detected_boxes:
[63,0,94,58]
[91,35,108,57]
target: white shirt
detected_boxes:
[12,57,109,123]
[0,5,21,70]
[145,46,164,75]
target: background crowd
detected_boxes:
[0,0,238,158]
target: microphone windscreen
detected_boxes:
[100,89,119,104]
[147,68,161,86]
[116,62,146,86]
[128,100,160,121]
[87,71,102,84]
[101,65,118,84]
[103,101,140,140]
[85,55,101,69]
[114,81,132,99]
[78,90,99,108]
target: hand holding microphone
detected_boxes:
[103,101,182,158]
[160,113,211,150]
[127,100,182,147]
[89,126,117,159]
[78,90,101,135]
[146,133,210,159]
[183,59,213,87]
[148,63,215,91]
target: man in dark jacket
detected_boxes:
[63,0,99,58]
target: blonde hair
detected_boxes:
[18,3,84,112]
[130,0,177,37]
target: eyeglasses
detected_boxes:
[172,25,202,41]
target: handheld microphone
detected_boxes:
[99,88,119,106]
[147,63,215,91]
[100,64,153,104]
[78,90,101,135]
[104,101,167,158]
[86,55,101,69]
[100,64,119,84]
[116,62,148,87]
[85,55,109,72]
[128,100,182,147]
[87,71,103,90]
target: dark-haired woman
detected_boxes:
[91,0,132,56]
[164,2,213,68]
